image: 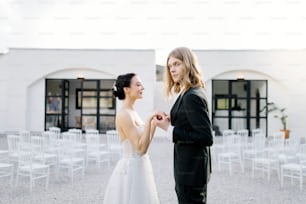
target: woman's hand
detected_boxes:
[153,112,170,131]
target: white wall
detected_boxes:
[194,50,306,137]
[0,48,155,132]
[2,48,306,138]
[153,50,306,137]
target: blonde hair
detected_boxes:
[164,47,205,97]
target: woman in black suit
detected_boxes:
[159,47,213,204]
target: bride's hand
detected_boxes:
[153,113,170,131]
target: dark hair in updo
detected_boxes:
[113,73,136,100]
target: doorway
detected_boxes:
[45,78,116,133]
[212,79,268,136]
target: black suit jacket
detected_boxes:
[171,87,213,186]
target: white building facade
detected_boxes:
[0,48,155,133]
[1,48,306,137]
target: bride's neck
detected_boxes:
[122,99,135,110]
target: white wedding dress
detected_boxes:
[103,138,160,204]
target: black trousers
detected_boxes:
[175,183,207,204]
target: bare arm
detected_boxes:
[117,110,157,155]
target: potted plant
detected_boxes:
[261,102,289,139]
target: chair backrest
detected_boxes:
[7,135,20,154]
[297,144,306,163]
[251,128,262,137]
[86,133,99,144]
[68,129,82,143]
[223,129,235,137]
[237,129,249,136]
[19,130,31,144]
[49,127,61,138]
[85,129,99,135]
[31,136,45,153]
[237,129,249,145]
[85,129,100,143]
[86,133,100,151]
[42,131,51,145]
[48,131,59,141]
[269,131,285,149]
[252,131,266,150]
[18,149,34,167]
[106,130,120,146]
[62,132,75,141]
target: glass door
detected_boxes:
[230,80,248,132]
[45,79,62,130]
[46,78,116,133]
[61,80,69,131]
[249,80,268,134]
[45,79,69,131]
[99,79,116,132]
[80,80,99,130]
[212,79,268,136]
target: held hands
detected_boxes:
[152,111,170,131]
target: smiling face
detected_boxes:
[124,75,144,100]
[167,56,185,84]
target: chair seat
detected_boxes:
[34,153,57,160]
[254,158,278,165]
[282,163,302,171]
[0,150,8,155]
[281,163,305,190]
[60,158,83,164]
[0,162,14,186]
[0,163,13,168]
[19,163,49,171]
[88,151,109,157]
[219,152,237,158]
[109,145,121,150]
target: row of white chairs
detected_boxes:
[0,128,122,192]
[213,128,306,190]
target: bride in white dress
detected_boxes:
[103,73,162,204]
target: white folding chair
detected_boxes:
[252,145,280,182]
[68,128,83,143]
[237,129,249,151]
[49,127,61,139]
[58,140,85,182]
[19,130,31,145]
[85,133,110,168]
[281,162,305,191]
[106,130,122,161]
[0,162,14,186]
[0,150,9,162]
[7,135,20,164]
[31,136,58,176]
[218,133,244,174]
[16,149,50,192]
[242,129,266,170]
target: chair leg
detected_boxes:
[228,159,232,175]
[252,161,255,177]
[82,160,85,177]
[46,167,50,190]
[70,166,74,182]
[9,165,14,187]
[267,164,270,183]
[30,174,33,193]
[15,170,19,187]
[280,167,284,188]
[240,158,244,173]
[300,171,303,191]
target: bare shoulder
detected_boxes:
[116,109,134,126]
